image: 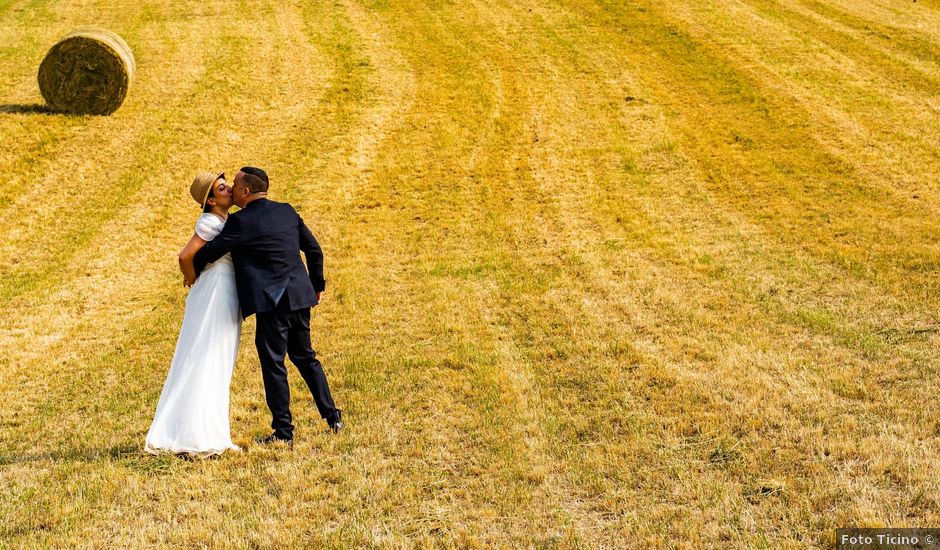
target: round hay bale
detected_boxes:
[38,27,135,115]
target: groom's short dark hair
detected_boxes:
[240,166,269,193]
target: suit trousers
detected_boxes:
[255,296,338,439]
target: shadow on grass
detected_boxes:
[0,442,141,465]
[0,442,227,476]
[0,103,52,114]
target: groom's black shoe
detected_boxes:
[328,410,343,434]
[255,433,293,448]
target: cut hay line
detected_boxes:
[38,27,136,116]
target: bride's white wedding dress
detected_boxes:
[145,213,241,457]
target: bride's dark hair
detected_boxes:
[203,188,215,213]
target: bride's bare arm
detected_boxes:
[179,234,209,286]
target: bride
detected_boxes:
[145,171,242,457]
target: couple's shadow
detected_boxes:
[0,443,139,465]
[0,442,203,470]
[0,103,52,114]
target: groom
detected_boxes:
[193,166,343,443]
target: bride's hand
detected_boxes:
[183,275,195,287]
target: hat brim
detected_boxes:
[200,172,226,207]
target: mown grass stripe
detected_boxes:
[453,1,940,542]
[802,0,940,74]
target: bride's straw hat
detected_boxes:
[190,171,225,207]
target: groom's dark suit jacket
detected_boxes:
[193,198,325,318]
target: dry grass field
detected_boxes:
[1,0,939,546]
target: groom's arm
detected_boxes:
[298,216,326,293]
[193,215,244,275]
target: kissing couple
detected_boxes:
[145,167,343,458]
